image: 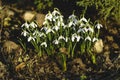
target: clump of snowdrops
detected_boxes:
[21,8,102,71]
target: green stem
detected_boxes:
[71,42,77,58]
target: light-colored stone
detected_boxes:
[7,9,15,17]
[35,13,45,27]
[93,39,104,54]
[23,11,36,22]
[3,41,19,54]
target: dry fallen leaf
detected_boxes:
[15,62,26,71]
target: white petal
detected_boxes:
[68,22,73,27]
[41,42,47,47]
[58,35,65,40]
[80,17,88,23]
[95,23,103,29]
[24,22,29,28]
[30,22,37,28]
[76,36,80,42]
[28,36,32,42]
[85,36,91,41]
[92,37,98,42]
[22,30,28,37]
[53,39,59,44]
[46,28,55,34]
[88,27,94,33]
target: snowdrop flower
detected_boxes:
[77,28,85,33]
[71,33,81,42]
[45,12,53,21]
[21,22,29,28]
[79,23,85,27]
[63,25,67,29]
[41,27,48,31]
[65,37,69,42]
[83,27,88,32]
[33,30,39,36]
[92,37,98,42]
[58,35,65,41]
[69,14,76,20]
[83,27,94,33]
[41,42,47,47]
[53,39,59,45]
[57,21,61,26]
[21,30,28,37]
[95,23,103,29]
[85,36,91,41]
[52,8,60,16]
[80,17,88,23]
[46,28,55,34]
[68,14,78,26]
[29,22,37,28]
[28,36,35,42]
[59,16,64,22]
[88,27,94,33]
[68,21,73,27]
[39,33,46,37]
[52,26,59,31]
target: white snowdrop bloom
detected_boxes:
[28,36,35,42]
[29,22,37,28]
[21,30,28,37]
[21,22,29,28]
[43,20,47,25]
[33,30,39,36]
[65,37,69,42]
[71,33,81,42]
[80,17,88,23]
[83,27,94,33]
[39,33,46,37]
[45,12,53,21]
[61,22,65,26]
[58,35,65,41]
[52,26,59,31]
[68,21,73,27]
[76,35,81,42]
[60,16,64,22]
[41,27,48,31]
[77,28,85,33]
[71,35,75,42]
[41,42,47,47]
[52,9,60,16]
[79,23,85,27]
[69,14,78,26]
[95,23,103,29]
[85,36,91,41]
[71,33,77,42]
[92,37,98,42]
[83,27,88,32]
[88,27,94,33]
[53,39,59,45]
[63,25,66,29]
[69,14,76,19]
[46,28,55,34]
[57,21,61,26]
